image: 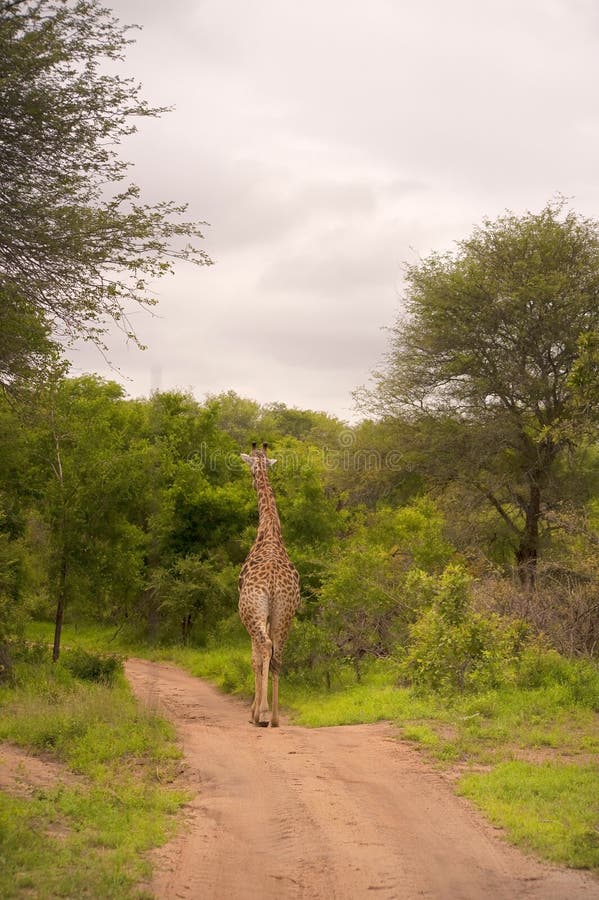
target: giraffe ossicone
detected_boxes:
[238,442,300,727]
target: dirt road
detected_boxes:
[126,659,598,900]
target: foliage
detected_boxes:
[324,417,423,508]
[359,199,599,581]
[0,0,211,387]
[514,648,599,708]
[61,647,122,685]
[153,556,239,644]
[284,618,340,687]
[0,377,358,655]
[0,498,30,678]
[0,288,60,387]
[313,500,454,679]
[568,331,599,422]
[401,564,532,693]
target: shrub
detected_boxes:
[401,564,531,693]
[313,500,456,681]
[515,648,599,708]
[61,648,122,685]
[285,619,340,688]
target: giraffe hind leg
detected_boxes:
[250,628,272,727]
[250,642,261,725]
[270,651,281,728]
[257,625,272,726]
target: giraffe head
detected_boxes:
[240,442,277,480]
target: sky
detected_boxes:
[70,0,599,421]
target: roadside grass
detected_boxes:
[0,643,187,899]
[22,620,599,873]
[458,761,599,869]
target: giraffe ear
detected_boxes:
[266,458,277,467]
[240,453,253,465]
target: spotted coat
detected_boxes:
[238,447,300,727]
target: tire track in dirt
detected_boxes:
[126,658,598,900]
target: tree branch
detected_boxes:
[476,485,521,535]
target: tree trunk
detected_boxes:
[52,548,67,662]
[181,613,193,644]
[145,586,160,643]
[516,482,541,589]
[0,643,12,681]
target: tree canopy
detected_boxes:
[0,0,211,386]
[360,200,599,581]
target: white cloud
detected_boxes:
[71,0,599,418]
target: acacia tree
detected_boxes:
[0,0,211,385]
[360,200,599,584]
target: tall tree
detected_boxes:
[0,0,211,386]
[359,200,599,584]
[22,375,145,659]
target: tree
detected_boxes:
[360,200,599,584]
[0,0,211,386]
[0,288,60,386]
[316,501,453,680]
[23,375,147,659]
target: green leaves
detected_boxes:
[402,564,531,694]
[360,200,599,576]
[368,199,599,426]
[0,0,211,387]
[312,500,454,679]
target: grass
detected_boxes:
[25,619,140,654]
[459,761,599,869]
[0,643,187,899]
[21,620,599,875]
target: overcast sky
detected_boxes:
[70,0,599,420]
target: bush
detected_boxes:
[316,504,451,678]
[515,649,599,708]
[61,648,122,685]
[474,567,599,658]
[401,564,531,693]
[0,640,50,686]
[285,619,340,688]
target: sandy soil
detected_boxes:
[126,658,598,900]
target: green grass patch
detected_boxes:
[0,647,186,899]
[283,680,435,727]
[25,619,142,655]
[401,723,440,747]
[459,761,599,869]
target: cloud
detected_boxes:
[67,0,599,419]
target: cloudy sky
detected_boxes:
[70,0,599,420]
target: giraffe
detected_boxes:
[238,442,300,727]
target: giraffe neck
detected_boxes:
[254,467,282,539]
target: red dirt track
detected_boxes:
[126,658,598,900]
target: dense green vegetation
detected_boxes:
[1,0,599,891]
